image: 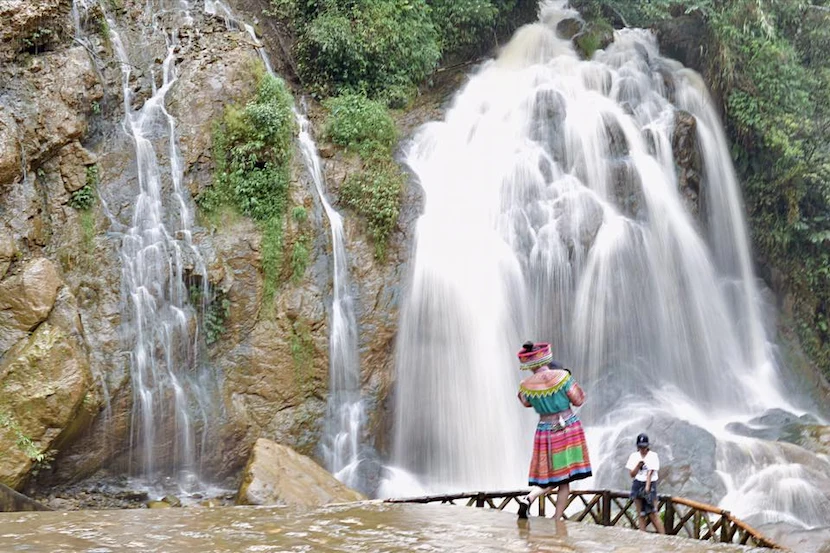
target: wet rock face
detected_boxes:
[166,20,261,197]
[556,18,584,41]
[672,110,702,218]
[5,47,103,170]
[0,0,417,495]
[0,321,92,489]
[0,110,21,188]
[610,159,646,220]
[0,0,72,61]
[58,142,97,193]
[0,230,17,279]
[529,88,567,164]
[0,258,62,354]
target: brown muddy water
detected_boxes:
[0,501,770,552]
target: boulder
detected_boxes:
[0,258,62,354]
[592,416,726,505]
[237,438,364,507]
[726,409,830,456]
[0,322,92,489]
[0,482,50,512]
[556,18,583,40]
[58,141,97,193]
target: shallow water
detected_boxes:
[0,502,769,552]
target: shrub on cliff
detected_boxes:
[200,66,296,304]
[270,0,535,106]
[292,0,440,107]
[323,93,397,157]
[323,93,402,259]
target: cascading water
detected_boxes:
[295,111,365,491]
[387,0,830,546]
[207,0,368,492]
[74,0,214,490]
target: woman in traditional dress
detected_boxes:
[516,341,592,520]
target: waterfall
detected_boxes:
[207,1,368,492]
[387,0,830,537]
[72,0,213,489]
[295,111,365,491]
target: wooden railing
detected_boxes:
[386,489,786,550]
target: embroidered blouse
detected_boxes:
[519,369,585,415]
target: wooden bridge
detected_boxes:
[387,489,786,550]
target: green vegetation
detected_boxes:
[0,410,46,463]
[69,185,96,211]
[262,1,532,257]
[62,166,99,255]
[717,1,830,372]
[577,0,830,372]
[21,27,54,55]
[323,93,403,258]
[204,291,231,346]
[323,93,397,157]
[276,0,439,106]
[340,160,403,259]
[79,211,96,253]
[270,0,534,107]
[189,285,232,345]
[199,65,297,306]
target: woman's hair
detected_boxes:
[522,341,535,352]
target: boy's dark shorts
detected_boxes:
[630,480,658,516]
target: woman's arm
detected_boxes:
[565,379,585,406]
[517,390,532,408]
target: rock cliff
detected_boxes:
[0,0,412,495]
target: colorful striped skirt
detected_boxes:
[527,417,592,487]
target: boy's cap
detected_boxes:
[636,433,649,447]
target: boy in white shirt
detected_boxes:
[625,433,666,533]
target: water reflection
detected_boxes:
[0,502,769,552]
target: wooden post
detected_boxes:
[601,491,611,526]
[475,493,485,508]
[693,511,701,540]
[665,499,675,535]
[538,494,546,517]
[721,512,731,543]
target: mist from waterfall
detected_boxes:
[387,0,830,540]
